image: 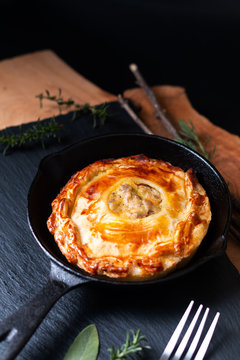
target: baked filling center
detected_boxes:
[108,182,162,219]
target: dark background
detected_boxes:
[0,0,240,135]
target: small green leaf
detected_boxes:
[108,329,151,359]
[175,119,216,161]
[64,324,99,360]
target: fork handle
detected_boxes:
[0,262,88,360]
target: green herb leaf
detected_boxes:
[108,329,151,359]
[64,324,99,360]
[36,89,110,124]
[0,117,61,155]
[175,119,216,161]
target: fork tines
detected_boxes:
[159,300,220,360]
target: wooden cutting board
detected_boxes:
[0,49,239,270]
[0,50,116,129]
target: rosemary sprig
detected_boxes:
[0,117,61,155]
[108,329,151,360]
[36,88,110,127]
[0,89,111,155]
[175,119,216,161]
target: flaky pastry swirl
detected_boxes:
[47,155,211,280]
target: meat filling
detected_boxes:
[108,183,162,219]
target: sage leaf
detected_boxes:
[64,324,99,360]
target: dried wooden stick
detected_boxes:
[129,63,179,139]
[118,94,153,135]
[118,97,240,242]
[129,63,240,239]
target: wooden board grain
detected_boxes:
[124,86,240,270]
[0,50,116,129]
[0,49,239,271]
[124,86,240,202]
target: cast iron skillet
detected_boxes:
[0,133,231,360]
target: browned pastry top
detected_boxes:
[47,154,211,280]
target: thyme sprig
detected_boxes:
[36,88,109,127]
[0,117,61,155]
[0,89,110,154]
[108,329,151,360]
[175,119,216,160]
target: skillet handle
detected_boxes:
[0,262,88,360]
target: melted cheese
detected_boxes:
[47,154,211,280]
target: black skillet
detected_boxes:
[0,133,231,360]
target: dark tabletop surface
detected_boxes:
[0,102,240,360]
[1,0,240,136]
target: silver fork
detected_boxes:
[159,301,220,360]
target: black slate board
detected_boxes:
[0,102,240,360]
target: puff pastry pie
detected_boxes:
[47,154,211,280]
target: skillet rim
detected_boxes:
[27,133,232,285]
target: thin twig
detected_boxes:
[129,63,179,138]
[120,78,240,243]
[118,94,153,135]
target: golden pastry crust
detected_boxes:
[47,154,211,280]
